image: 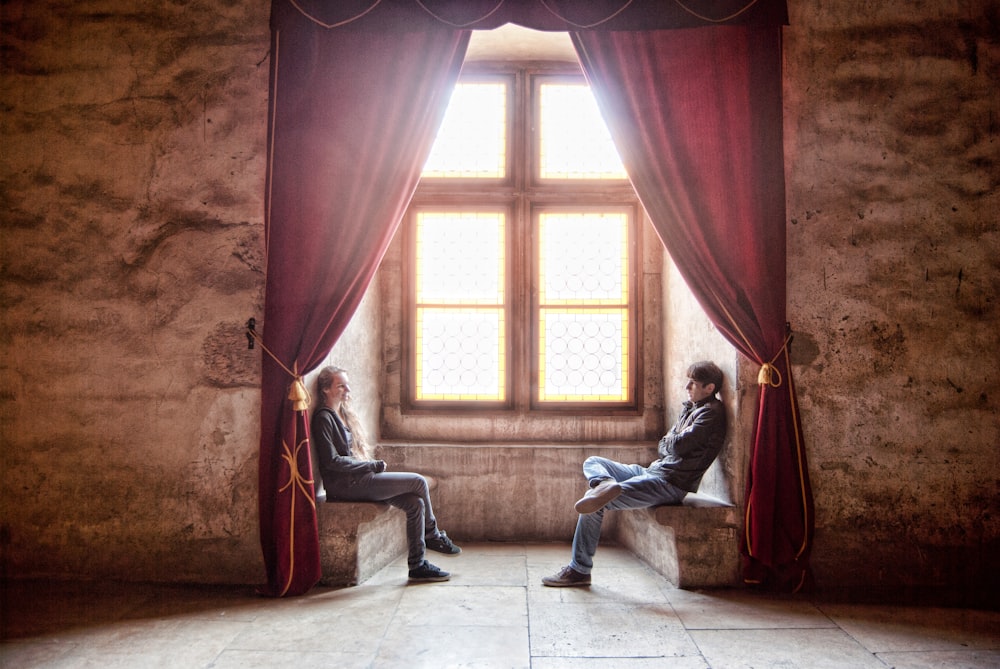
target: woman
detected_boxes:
[311,365,460,583]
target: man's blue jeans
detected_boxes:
[570,456,686,574]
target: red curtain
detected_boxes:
[258,4,468,595]
[572,26,814,590]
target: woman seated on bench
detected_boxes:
[311,365,461,583]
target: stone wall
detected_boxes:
[1,0,997,601]
[783,1,998,599]
[1,1,271,583]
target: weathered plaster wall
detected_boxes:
[1,1,271,583]
[782,1,999,598]
[662,259,750,508]
[0,0,997,600]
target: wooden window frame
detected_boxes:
[402,64,642,416]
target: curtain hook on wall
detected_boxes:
[246,318,256,349]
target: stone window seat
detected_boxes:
[313,477,437,587]
[314,437,742,589]
[373,440,743,588]
[611,491,741,588]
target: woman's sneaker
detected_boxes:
[426,531,462,555]
[408,560,451,583]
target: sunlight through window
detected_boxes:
[409,70,637,408]
[539,83,627,180]
[538,212,630,402]
[422,82,506,179]
[414,211,506,401]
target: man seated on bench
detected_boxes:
[312,365,461,584]
[542,360,728,587]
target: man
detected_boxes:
[542,360,728,587]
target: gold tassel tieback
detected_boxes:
[758,329,794,388]
[287,378,311,412]
[758,363,782,388]
[245,320,313,413]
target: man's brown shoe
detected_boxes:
[542,565,591,587]
[574,480,622,514]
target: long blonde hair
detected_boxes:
[313,365,373,461]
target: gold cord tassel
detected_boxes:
[287,378,311,411]
[758,363,782,388]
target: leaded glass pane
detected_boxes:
[416,308,505,401]
[538,310,628,401]
[538,212,628,304]
[422,82,506,178]
[416,211,504,304]
[414,209,506,401]
[539,83,627,180]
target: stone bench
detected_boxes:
[313,476,437,587]
[612,491,741,588]
[315,495,407,587]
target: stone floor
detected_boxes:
[2,543,998,668]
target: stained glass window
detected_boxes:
[414,211,506,401]
[408,71,637,408]
[537,212,630,402]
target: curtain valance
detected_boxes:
[273,0,787,32]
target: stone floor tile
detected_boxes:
[691,628,890,669]
[0,580,158,639]
[529,601,698,658]
[817,603,1000,652]
[362,553,524,588]
[115,583,263,623]
[0,639,79,668]
[589,565,677,603]
[83,617,243,650]
[209,649,375,669]
[3,545,996,669]
[269,580,405,617]
[393,585,527,627]
[225,588,399,655]
[362,558,410,585]
[666,587,835,629]
[463,541,529,556]
[375,623,530,668]
[436,553,528,586]
[523,542,579,567]
[532,657,709,669]
[876,649,1000,669]
[526,564,672,608]
[27,619,248,668]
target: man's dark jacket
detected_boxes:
[648,395,727,492]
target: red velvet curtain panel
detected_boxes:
[259,4,468,595]
[572,26,814,590]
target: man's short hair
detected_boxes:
[687,360,724,395]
